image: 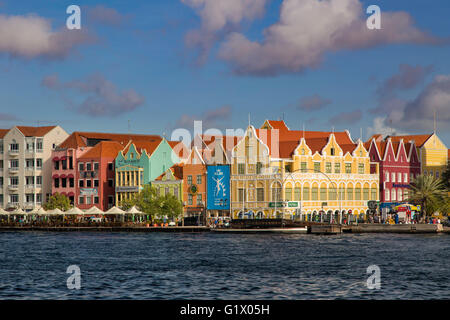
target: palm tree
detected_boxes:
[406,174,447,217]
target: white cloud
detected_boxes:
[0,14,95,60]
[181,0,268,64]
[217,0,444,76]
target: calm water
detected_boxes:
[0,231,449,299]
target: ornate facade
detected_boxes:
[230,121,379,221]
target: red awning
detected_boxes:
[53,157,59,161]
[52,174,59,179]
[60,192,67,196]
[67,174,74,178]
[60,174,67,179]
[60,156,67,160]
[67,192,75,197]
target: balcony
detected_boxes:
[8,184,19,190]
[9,167,19,174]
[8,150,19,157]
[6,202,19,208]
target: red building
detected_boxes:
[365,135,421,208]
[76,141,125,211]
[52,131,161,208]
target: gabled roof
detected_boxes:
[78,141,124,159]
[192,134,242,151]
[16,126,57,137]
[168,140,189,159]
[121,140,162,158]
[154,164,183,181]
[58,131,161,149]
[0,129,8,138]
[255,126,356,158]
[264,120,290,131]
[387,134,433,148]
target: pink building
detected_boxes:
[365,135,421,207]
[51,132,161,208]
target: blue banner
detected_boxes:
[207,165,230,210]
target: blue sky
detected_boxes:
[0,0,449,145]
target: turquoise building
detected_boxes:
[115,139,181,204]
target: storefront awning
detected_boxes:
[67,192,75,197]
[52,157,59,161]
[67,174,74,178]
[52,174,59,179]
[60,156,67,161]
[60,174,67,179]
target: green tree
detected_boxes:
[119,185,159,223]
[43,193,71,211]
[406,174,447,217]
[158,193,183,221]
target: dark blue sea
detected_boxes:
[0,232,449,299]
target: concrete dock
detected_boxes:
[211,227,308,234]
[0,226,210,232]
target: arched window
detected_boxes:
[398,189,402,202]
[320,186,327,201]
[303,186,310,200]
[385,189,390,201]
[271,182,282,202]
[391,189,396,201]
[355,186,361,200]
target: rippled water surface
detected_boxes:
[0,232,449,299]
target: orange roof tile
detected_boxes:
[0,129,8,138]
[387,134,433,147]
[255,127,356,158]
[155,164,184,181]
[78,141,124,159]
[16,126,57,137]
[168,140,190,159]
[266,120,289,131]
[59,131,161,149]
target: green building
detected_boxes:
[115,139,182,204]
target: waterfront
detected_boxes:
[0,232,449,299]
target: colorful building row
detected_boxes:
[1,122,448,221]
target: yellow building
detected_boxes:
[230,121,379,222]
[388,133,448,179]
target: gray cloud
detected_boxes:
[173,105,232,129]
[298,94,331,112]
[376,64,434,100]
[85,5,128,26]
[370,64,434,115]
[328,110,362,125]
[394,75,450,130]
[0,14,96,60]
[42,73,145,117]
[216,0,446,76]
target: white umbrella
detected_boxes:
[106,206,125,214]
[12,207,25,215]
[127,206,142,214]
[85,206,104,215]
[47,208,64,216]
[66,207,84,215]
[36,207,47,215]
[29,207,40,214]
[0,208,9,215]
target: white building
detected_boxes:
[0,126,69,210]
